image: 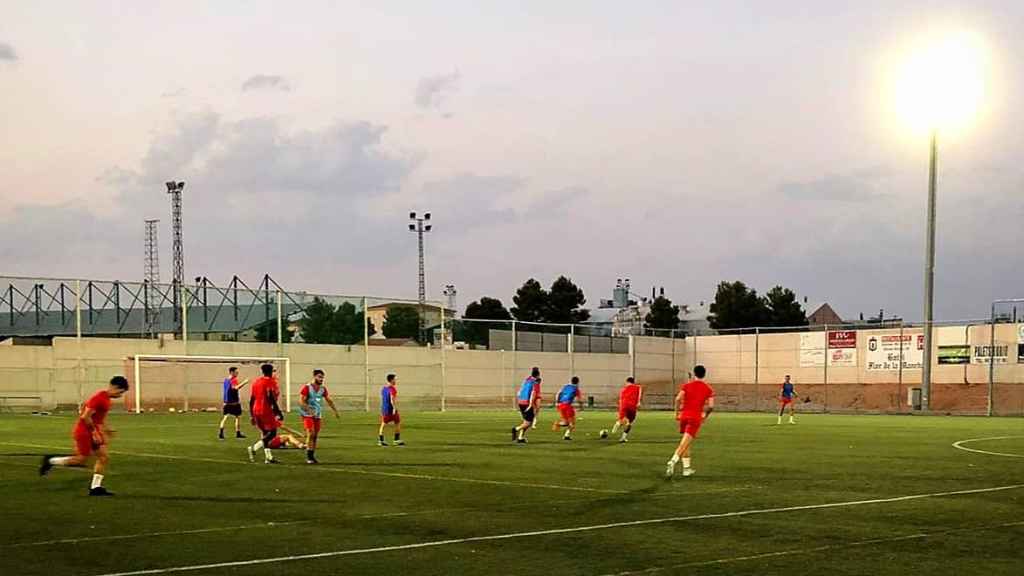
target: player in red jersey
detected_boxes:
[611,377,642,443]
[246,363,284,464]
[666,365,715,478]
[39,376,130,496]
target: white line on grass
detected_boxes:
[597,520,1024,575]
[0,441,627,494]
[952,436,1024,458]
[2,521,308,548]
[89,483,1024,576]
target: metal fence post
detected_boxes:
[569,324,575,378]
[440,304,447,412]
[754,327,760,412]
[823,324,829,412]
[988,304,996,417]
[75,279,83,404]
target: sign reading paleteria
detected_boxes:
[866,333,924,371]
[827,331,857,367]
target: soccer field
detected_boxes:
[2,411,1022,576]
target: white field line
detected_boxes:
[2,521,308,548]
[89,483,1024,576]
[952,436,1024,458]
[598,520,1024,575]
[0,441,626,494]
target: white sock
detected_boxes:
[682,457,691,468]
[251,440,263,451]
[789,416,795,422]
[518,428,525,440]
[264,448,273,461]
[669,454,679,464]
[91,474,104,489]
[49,456,73,466]
[611,421,621,434]
[621,432,628,440]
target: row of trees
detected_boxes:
[256,298,428,344]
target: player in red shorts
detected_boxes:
[666,365,715,478]
[299,369,339,464]
[551,376,583,440]
[378,373,404,446]
[611,377,642,443]
[777,375,797,425]
[246,363,284,464]
[39,375,129,496]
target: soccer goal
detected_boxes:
[127,355,291,414]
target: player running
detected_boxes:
[778,375,797,425]
[512,367,541,443]
[666,365,715,478]
[299,369,340,464]
[611,377,642,443]
[218,366,248,440]
[40,375,130,496]
[378,374,404,446]
[552,376,584,440]
[246,363,284,464]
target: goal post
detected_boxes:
[128,354,291,414]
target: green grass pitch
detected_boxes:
[1,410,1022,575]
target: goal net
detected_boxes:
[126,355,291,414]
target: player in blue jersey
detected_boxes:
[552,376,584,440]
[778,375,797,425]
[378,374,404,446]
[512,367,541,443]
[299,369,340,464]
[218,367,248,440]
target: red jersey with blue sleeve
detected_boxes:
[517,377,539,406]
[381,385,397,415]
[556,383,581,406]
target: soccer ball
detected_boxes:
[599,429,609,439]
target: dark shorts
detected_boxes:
[223,403,242,416]
[518,404,535,423]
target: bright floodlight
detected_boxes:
[892,32,987,134]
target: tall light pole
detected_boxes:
[166,181,185,334]
[409,211,432,341]
[921,130,938,411]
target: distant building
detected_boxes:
[365,302,456,339]
[679,301,712,335]
[806,302,843,326]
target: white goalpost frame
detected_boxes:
[130,354,292,414]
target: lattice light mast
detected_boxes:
[144,219,161,336]
[165,181,185,331]
[408,212,432,340]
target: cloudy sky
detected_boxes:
[1,1,1021,322]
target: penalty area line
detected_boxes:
[952,436,1024,458]
[599,520,1024,575]
[89,483,1024,576]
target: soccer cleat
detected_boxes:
[306,458,319,465]
[264,458,279,464]
[394,440,405,446]
[563,435,572,441]
[39,455,53,476]
[682,468,696,477]
[665,460,676,478]
[218,430,225,440]
[619,436,628,443]
[789,419,796,425]
[516,438,527,444]
[89,486,114,496]
[378,440,389,447]
[236,431,246,439]
[246,446,256,463]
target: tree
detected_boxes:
[645,295,681,331]
[253,318,294,343]
[547,276,590,324]
[511,279,548,323]
[463,297,512,348]
[382,306,421,339]
[763,286,808,328]
[332,301,376,344]
[708,281,768,330]
[298,297,337,344]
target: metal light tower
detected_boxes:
[144,219,161,336]
[443,284,457,314]
[920,131,937,411]
[409,211,432,340]
[166,181,185,330]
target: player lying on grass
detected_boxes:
[40,375,130,496]
[778,374,797,425]
[512,367,541,443]
[266,423,308,450]
[666,365,715,478]
[611,377,642,443]
[551,376,584,440]
[299,369,340,464]
[218,366,249,439]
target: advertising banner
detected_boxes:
[972,344,1009,364]
[1019,325,1024,363]
[827,331,857,367]
[937,345,970,365]
[866,333,924,371]
[799,332,825,367]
